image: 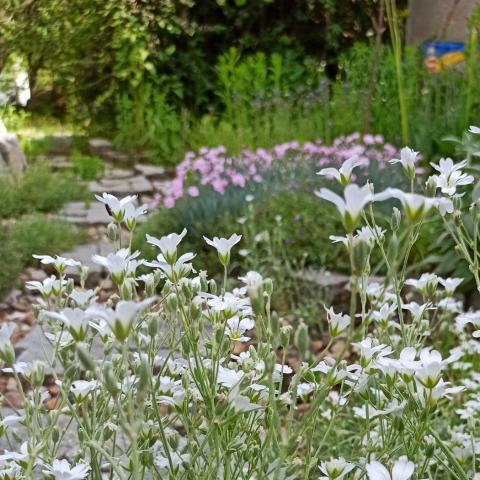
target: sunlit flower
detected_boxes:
[469,125,480,134]
[123,202,148,230]
[32,254,81,273]
[92,248,143,283]
[430,158,474,196]
[316,184,373,231]
[375,188,453,220]
[389,147,418,179]
[95,193,137,222]
[438,277,463,295]
[366,456,414,480]
[146,229,187,263]
[70,380,98,402]
[318,155,364,186]
[318,457,355,480]
[225,316,255,342]
[204,234,242,266]
[325,306,350,337]
[45,308,90,341]
[25,275,66,298]
[43,458,90,480]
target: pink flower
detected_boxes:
[188,186,199,197]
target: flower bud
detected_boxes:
[294,321,309,360]
[270,311,280,340]
[390,207,402,232]
[121,279,134,301]
[31,360,45,388]
[263,278,274,296]
[199,271,208,292]
[0,343,15,365]
[66,278,74,295]
[166,293,178,312]
[425,176,437,197]
[103,364,119,397]
[280,326,292,348]
[208,279,217,295]
[76,343,96,372]
[138,358,151,395]
[80,266,89,288]
[107,222,118,241]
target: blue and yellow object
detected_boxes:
[422,41,465,72]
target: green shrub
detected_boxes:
[0,214,84,296]
[0,164,86,219]
[72,152,104,180]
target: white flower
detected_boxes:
[389,147,418,178]
[228,386,260,413]
[469,125,480,134]
[43,458,90,480]
[430,158,474,196]
[204,234,242,265]
[238,271,263,298]
[95,193,137,222]
[317,155,364,186]
[92,248,143,283]
[25,275,66,298]
[217,366,244,388]
[405,273,438,296]
[123,202,148,230]
[32,254,81,273]
[438,277,463,295]
[207,292,252,317]
[375,188,453,220]
[145,252,195,281]
[87,298,154,341]
[352,337,392,368]
[45,308,90,341]
[319,457,355,479]
[356,225,385,246]
[69,289,97,307]
[70,380,98,402]
[146,229,187,262]
[315,184,373,230]
[325,306,350,337]
[225,316,255,342]
[366,457,414,480]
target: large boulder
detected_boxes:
[0,121,27,177]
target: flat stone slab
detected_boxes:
[134,163,166,178]
[89,175,153,196]
[59,202,110,225]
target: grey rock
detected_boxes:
[89,176,153,196]
[0,133,27,177]
[134,163,166,178]
[105,168,135,180]
[85,203,110,225]
[24,268,47,282]
[48,135,74,154]
[88,137,113,153]
[49,155,72,171]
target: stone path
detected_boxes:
[0,136,176,387]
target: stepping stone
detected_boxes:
[59,202,110,226]
[104,168,135,180]
[49,155,72,171]
[89,175,153,196]
[134,163,166,178]
[88,137,113,153]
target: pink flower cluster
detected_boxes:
[161,133,399,208]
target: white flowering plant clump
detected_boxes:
[0,128,480,479]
